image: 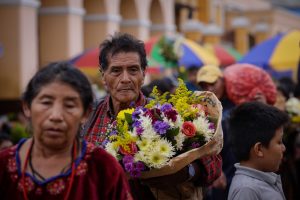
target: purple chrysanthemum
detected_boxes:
[209,123,215,130]
[124,162,134,171]
[191,142,200,149]
[136,126,144,135]
[161,103,172,112]
[153,121,170,135]
[101,139,109,148]
[132,120,141,128]
[132,109,142,120]
[123,155,134,164]
[110,130,117,136]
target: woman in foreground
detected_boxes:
[0,62,132,200]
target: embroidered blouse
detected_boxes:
[0,139,133,200]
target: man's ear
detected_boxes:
[100,68,107,88]
[253,142,264,157]
[22,102,31,118]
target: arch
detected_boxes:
[84,0,106,14]
[150,0,164,36]
[120,0,138,20]
[120,0,138,36]
[83,0,108,49]
[150,0,163,24]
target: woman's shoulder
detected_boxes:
[84,141,120,165]
[83,141,124,177]
[0,144,18,160]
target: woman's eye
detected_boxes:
[65,104,75,108]
[41,101,51,105]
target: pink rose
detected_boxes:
[182,121,196,137]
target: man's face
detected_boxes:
[199,78,225,99]
[102,52,145,105]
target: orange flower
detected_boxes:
[182,121,196,137]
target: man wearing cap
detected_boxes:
[197,65,236,200]
[197,65,225,100]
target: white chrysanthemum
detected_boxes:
[134,151,147,163]
[155,139,176,158]
[286,97,300,115]
[174,132,186,150]
[193,116,214,141]
[140,116,153,129]
[129,129,138,137]
[141,128,159,140]
[147,151,169,168]
[136,138,151,151]
[162,113,183,129]
[105,142,118,159]
[162,116,176,129]
[176,115,184,128]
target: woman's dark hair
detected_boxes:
[22,62,93,113]
[229,101,289,161]
[99,32,147,71]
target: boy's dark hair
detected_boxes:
[22,62,93,113]
[99,32,147,71]
[229,101,289,161]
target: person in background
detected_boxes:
[185,65,201,91]
[81,33,222,200]
[0,62,132,199]
[0,131,13,151]
[280,123,300,199]
[197,65,236,200]
[141,77,177,98]
[274,77,296,111]
[228,101,288,200]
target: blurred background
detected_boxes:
[0,0,299,143]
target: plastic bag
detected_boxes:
[224,63,276,105]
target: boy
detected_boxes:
[228,102,288,200]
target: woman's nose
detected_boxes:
[49,105,63,121]
[282,143,286,152]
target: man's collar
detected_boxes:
[105,92,146,118]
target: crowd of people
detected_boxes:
[0,32,299,200]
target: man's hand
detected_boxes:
[212,171,227,189]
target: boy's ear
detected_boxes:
[253,142,264,157]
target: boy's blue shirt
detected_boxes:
[228,163,286,200]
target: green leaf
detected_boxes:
[166,127,180,138]
[125,113,133,124]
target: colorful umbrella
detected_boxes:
[70,48,100,76]
[239,30,300,81]
[144,36,220,70]
[204,44,242,67]
[70,46,160,76]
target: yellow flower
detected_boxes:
[117,108,134,121]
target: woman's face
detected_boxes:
[23,82,88,150]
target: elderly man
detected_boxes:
[82,33,221,200]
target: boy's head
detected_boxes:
[229,101,289,172]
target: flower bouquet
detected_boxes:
[104,79,223,179]
[286,97,300,123]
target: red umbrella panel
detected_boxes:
[70,48,100,76]
[70,46,161,75]
[204,44,242,67]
